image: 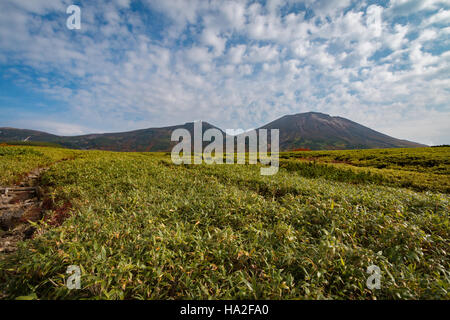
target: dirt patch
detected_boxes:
[0,168,47,254]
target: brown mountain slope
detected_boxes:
[259,112,426,150]
[0,112,427,151]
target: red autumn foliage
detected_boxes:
[292,148,311,151]
[42,199,72,227]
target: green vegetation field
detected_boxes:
[0,145,449,299]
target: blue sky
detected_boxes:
[0,0,449,144]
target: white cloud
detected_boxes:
[221,1,247,31]
[228,45,247,64]
[303,0,352,18]
[384,24,409,50]
[422,8,450,26]
[366,5,384,37]
[9,0,67,14]
[387,0,447,16]
[201,28,227,56]
[247,45,279,63]
[0,0,448,144]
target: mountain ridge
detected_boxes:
[0,112,427,151]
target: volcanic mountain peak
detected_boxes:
[259,112,426,150]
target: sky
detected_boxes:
[0,0,449,145]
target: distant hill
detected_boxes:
[0,122,225,152]
[0,112,427,151]
[0,128,61,143]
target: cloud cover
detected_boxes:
[0,0,449,145]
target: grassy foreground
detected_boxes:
[0,146,449,299]
[0,145,80,185]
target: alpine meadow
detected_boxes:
[0,145,449,299]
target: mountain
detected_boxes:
[258,112,426,150]
[0,112,426,151]
[0,127,61,143]
[0,122,225,152]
